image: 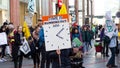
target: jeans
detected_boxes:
[83,42,89,52]
[107,47,116,66]
[1,45,7,58]
[103,41,109,55]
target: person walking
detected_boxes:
[82,25,90,55]
[106,28,118,68]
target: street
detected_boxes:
[0,47,120,68]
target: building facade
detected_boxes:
[0,0,10,26]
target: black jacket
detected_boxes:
[49,49,72,68]
[14,32,24,46]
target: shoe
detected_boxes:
[0,59,4,62]
[106,55,109,57]
[2,58,7,62]
[106,65,112,68]
[112,65,118,68]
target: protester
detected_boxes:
[38,20,50,68]
[8,23,15,59]
[71,26,85,68]
[32,26,40,68]
[105,11,118,68]
[49,49,72,68]
[106,27,118,68]
[13,26,24,68]
[100,26,109,57]
[0,26,7,62]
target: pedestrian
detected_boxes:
[88,26,94,48]
[100,27,109,57]
[38,19,50,68]
[0,26,7,62]
[106,27,118,68]
[71,27,85,68]
[13,26,24,68]
[82,25,90,55]
[8,23,15,59]
[32,26,40,68]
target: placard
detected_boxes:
[0,32,7,45]
[43,23,71,51]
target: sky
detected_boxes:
[94,0,119,16]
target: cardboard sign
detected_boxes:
[0,32,7,45]
[20,39,31,54]
[43,23,71,51]
[42,14,69,24]
[72,38,82,47]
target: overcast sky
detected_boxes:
[94,0,119,16]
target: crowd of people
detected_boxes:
[0,19,120,68]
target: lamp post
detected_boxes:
[90,0,93,29]
[119,0,120,23]
[82,0,85,25]
[75,0,79,23]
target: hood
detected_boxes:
[105,11,112,20]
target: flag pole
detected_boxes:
[58,46,61,68]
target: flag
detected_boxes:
[23,21,31,39]
[104,11,116,38]
[58,4,67,14]
[28,0,36,15]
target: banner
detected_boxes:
[104,20,116,38]
[0,32,7,45]
[105,11,116,38]
[58,4,67,14]
[28,0,36,15]
[42,14,69,23]
[23,21,31,39]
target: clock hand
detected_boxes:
[56,28,64,39]
[56,35,63,39]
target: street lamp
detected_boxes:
[90,0,93,29]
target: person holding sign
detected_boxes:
[0,26,8,62]
[13,26,24,68]
[105,11,118,68]
[49,49,72,68]
[39,21,50,68]
[32,26,40,68]
[71,27,85,68]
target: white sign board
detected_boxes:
[0,32,7,45]
[43,23,71,51]
[25,14,33,26]
[105,20,116,38]
[20,39,31,54]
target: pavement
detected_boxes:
[0,47,120,68]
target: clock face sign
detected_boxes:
[43,23,71,51]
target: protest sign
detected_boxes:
[0,32,7,45]
[43,23,71,51]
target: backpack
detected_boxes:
[103,35,111,44]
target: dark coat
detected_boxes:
[49,49,72,68]
[12,32,24,56]
[81,30,91,42]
